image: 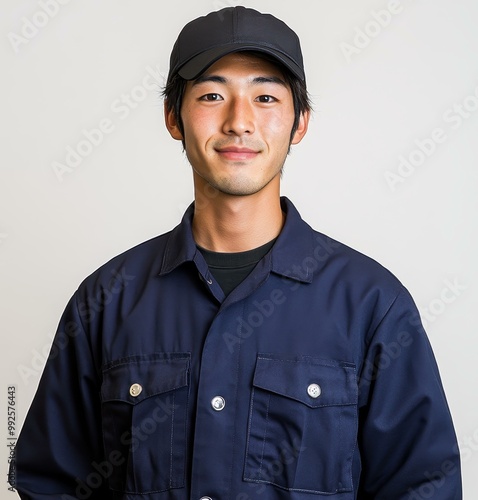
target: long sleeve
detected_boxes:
[357,289,462,498]
[8,198,464,498]
[10,293,109,499]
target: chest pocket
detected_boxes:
[100,353,190,494]
[244,354,357,495]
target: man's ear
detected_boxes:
[290,110,310,145]
[164,101,184,141]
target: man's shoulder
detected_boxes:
[77,230,173,294]
[282,198,406,297]
[311,228,406,296]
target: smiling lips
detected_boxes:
[215,146,260,161]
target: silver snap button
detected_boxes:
[200,497,212,500]
[129,383,143,397]
[211,396,226,411]
[198,273,213,285]
[307,383,321,398]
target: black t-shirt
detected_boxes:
[198,238,276,296]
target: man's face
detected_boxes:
[166,52,308,198]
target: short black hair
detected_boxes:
[163,51,312,149]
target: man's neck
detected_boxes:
[192,188,284,253]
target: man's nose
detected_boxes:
[222,97,255,136]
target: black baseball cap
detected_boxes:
[168,6,305,82]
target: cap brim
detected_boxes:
[177,43,305,81]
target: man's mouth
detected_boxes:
[215,147,260,161]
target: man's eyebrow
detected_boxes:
[191,75,287,87]
[191,75,227,86]
[251,76,287,87]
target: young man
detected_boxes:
[12,6,461,499]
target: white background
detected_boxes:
[1,0,477,498]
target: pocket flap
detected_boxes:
[252,354,356,408]
[101,353,190,404]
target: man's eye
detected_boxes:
[200,93,222,101]
[256,95,277,103]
